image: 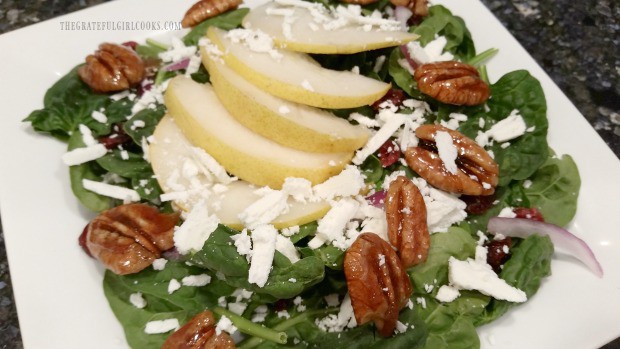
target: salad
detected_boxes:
[23,0,601,348]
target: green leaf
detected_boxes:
[523,153,580,226]
[67,132,112,212]
[96,150,152,178]
[123,105,166,144]
[182,9,250,46]
[475,235,553,325]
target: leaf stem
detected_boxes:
[238,309,335,349]
[213,307,287,345]
[145,38,169,51]
[467,48,498,67]
[478,65,490,85]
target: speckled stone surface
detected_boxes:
[0,0,618,348]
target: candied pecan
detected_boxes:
[485,237,512,273]
[413,61,490,106]
[390,0,428,17]
[404,124,499,196]
[78,43,145,93]
[84,203,180,275]
[182,0,243,28]
[344,233,413,337]
[162,310,235,349]
[385,176,430,268]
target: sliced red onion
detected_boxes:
[394,6,413,30]
[366,190,386,208]
[162,247,183,261]
[399,44,419,70]
[165,57,190,71]
[487,217,604,278]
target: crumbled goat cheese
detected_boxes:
[215,316,237,336]
[226,28,282,60]
[239,190,289,229]
[190,147,235,184]
[282,177,314,203]
[79,124,98,146]
[435,285,461,303]
[159,37,197,63]
[251,305,269,322]
[448,257,527,302]
[168,279,181,294]
[440,112,468,130]
[405,36,454,65]
[129,292,147,309]
[486,109,527,143]
[231,230,253,261]
[410,178,467,232]
[497,207,517,218]
[523,179,533,189]
[316,293,357,332]
[353,113,406,165]
[182,274,212,287]
[309,198,360,249]
[91,110,108,123]
[248,225,278,287]
[324,293,340,307]
[276,235,300,263]
[228,302,248,315]
[144,319,179,334]
[435,131,458,174]
[174,201,219,254]
[82,179,140,203]
[313,165,365,200]
[152,258,168,271]
[281,225,300,237]
[62,144,108,166]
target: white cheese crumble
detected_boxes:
[315,293,357,332]
[435,131,458,174]
[129,292,147,309]
[497,207,517,218]
[159,37,197,63]
[405,36,454,65]
[276,235,300,263]
[282,177,314,203]
[152,258,168,271]
[79,124,98,146]
[251,305,269,322]
[144,319,179,334]
[181,274,211,287]
[174,201,220,254]
[238,190,289,229]
[313,165,365,200]
[168,279,181,294]
[352,113,406,165]
[91,110,108,123]
[308,198,360,249]
[62,144,108,166]
[82,179,140,202]
[231,230,252,261]
[226,28,283,60]
[410,177,467,233]
[448,257,527,302]
[486,110,527,143]
[435,285,461,303]
[215,315,238,336]
[248,225,278,287]
[301,79,315,91]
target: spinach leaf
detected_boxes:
[189,226,325,299]
[523,153,580,226]
[96,150,152,178]
[409,227,476,290]
[123,105,166,144]
[387,47,419,97]
[462,70,549,186]
[24,66,111,141]
[182,9,250,46]
[412,5,476,61]
[475,235,553,325]
[67,132,112,212]
[103,261,235,348]
[299,245,345,270]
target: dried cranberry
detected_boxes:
[513,207,545,222]
[461,194,496,215]
[371,88,406,111]
[99,124,133,149]
[485,237,512,273]
[137,82,153,96]
[122,41,138,50]
[79,224,94,258]
[377,139,401,167]
[273,299,290,312]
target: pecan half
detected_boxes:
[182,0,243,28]
[413,61,490,106]
[404,124,499,195]
[344,233,413,337]
[163,310,235,349]
[385,176,430,268]
[84,203,180,275]
[390,0,429,17]
[78,43,145,93]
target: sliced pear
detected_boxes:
[202,48,370,153]
[242,2,419,54]
[206,27,390,109]
[164,76,353,189]
[150,115,330,229]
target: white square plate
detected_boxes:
[1,0,619,348]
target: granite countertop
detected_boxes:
[0,0,618,348]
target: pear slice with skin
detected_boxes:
[206,26,390,109]
[202,46,370,153]
[164,75,353,189]
[242,2,419,54]
[149,116,330,229]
